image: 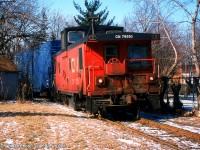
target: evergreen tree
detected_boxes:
[38,8,49,43]
[73,0,115,26]
[50,31,56,41]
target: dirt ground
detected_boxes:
[0,100,199,149]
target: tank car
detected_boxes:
[53,22,160,118]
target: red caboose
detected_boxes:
[54,24,160,118]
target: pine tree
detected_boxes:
[50,31,56,41]
[73,0,115,26]
[38,9,49,43]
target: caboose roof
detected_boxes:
[95,32,160,41]
[61,25,124,34]
[67,32,160,49]
[54,31,160,57]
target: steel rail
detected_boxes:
[103,118,182,150]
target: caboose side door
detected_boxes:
[78,47,83,93]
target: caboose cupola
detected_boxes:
[60,25,123,50]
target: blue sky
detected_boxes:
[39,0,133,24]
[39,0,197,26]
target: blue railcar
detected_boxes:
[15,40,61,95]
[15,49,33,83]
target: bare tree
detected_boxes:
[122,0,158,33]
[171,0,200,77]
[153,22,184,77]
[123,0,182,77]
[125,0,200,110]
[197,23,200,56]
[48,10,77,40]
[170,0,200,111]
[150,0,179,77]
[0,0,48,58]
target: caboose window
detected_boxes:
[104,45,118,63]
[61,32,66,50]
[69,58,72,72]
[79,48,83,70]
[68,31,84,43]
[128,45,149,69]
[58,62,60,73]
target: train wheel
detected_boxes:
[49,88,56,102]
[97,110,102,119]
[54,92,61,102]
[61,95,69,105]
[49,81,57,101]
[68,94,81,111]
[97,107,104,119]
[145,94,161,110]
[131,102,140,120]
[68,97,77,110]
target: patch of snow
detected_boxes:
[164,121,200,134]
[164,94,198,110]
[17,135,24,139]
[2,121,18,134]
[34,138,41,142]
[1,99,199,149]
[49,102,89,118]
[7,100,17,103]
[118,139,140,146]
[5,138,13,144]
[0,100,16,104]
[125,121,200,148]
[180,141,200,149]
[49,123,58,138]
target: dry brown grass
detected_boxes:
[0,101,168,149]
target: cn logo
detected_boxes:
[71,58,76,73]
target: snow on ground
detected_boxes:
[164,94,198,110]
[160,94,200,133]
[124,121,200,149]
[122,94,200,149]
[47,103,165,149]
[162,120,200,134]
[0,100,168,149]
[0,95,199,149]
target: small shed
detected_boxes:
[0,58,19,100]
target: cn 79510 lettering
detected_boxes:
[53,25,160,119]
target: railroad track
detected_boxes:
[139,113,200,144]
[103,118,182,150]
[52,100,200,149]
[102,114,200,149]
